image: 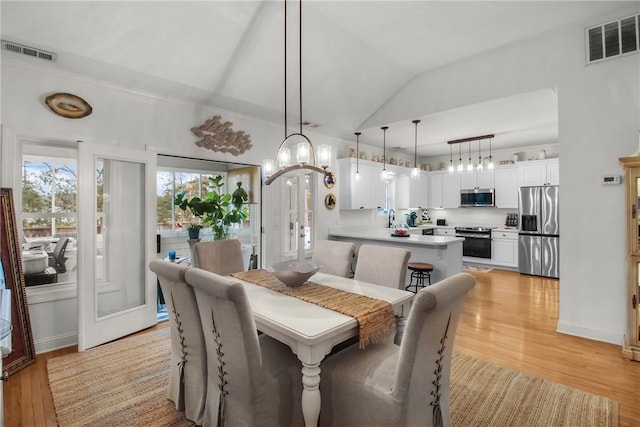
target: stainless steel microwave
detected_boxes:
[460,188,495,207]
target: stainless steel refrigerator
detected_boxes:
[518,185,559,278]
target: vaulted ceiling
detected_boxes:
[1,1,634,155]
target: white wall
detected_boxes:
[361,7,640,344]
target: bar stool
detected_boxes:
[406,262,434,292]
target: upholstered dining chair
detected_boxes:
[193,239,245,275]
[184,267,304,427]
[353,244,411,289]
[318,272,476,427]
[311,239,355,277]
[149,260,207,425]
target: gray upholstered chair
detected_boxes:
[318,272,476,427]
[354,244,411,289]
[193,239,245,275]
[184,267,304,427]
[149,260,206,425]
[311,239,355,277]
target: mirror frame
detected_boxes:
[1,188,36,375]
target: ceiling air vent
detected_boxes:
[1,40,57,62]
[586,14,639,64]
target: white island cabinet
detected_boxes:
[328,227,464,286]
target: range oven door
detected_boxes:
[457,233,492,258]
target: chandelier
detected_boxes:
[262,0,331,185]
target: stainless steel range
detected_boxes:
[455,226,496,259]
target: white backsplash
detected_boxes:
[338,206,517,229]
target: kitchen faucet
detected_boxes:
[388,208,395,228]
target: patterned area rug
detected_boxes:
[47,329,618,427]
[463,264,494,273]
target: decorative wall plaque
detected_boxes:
[191,115,252,156]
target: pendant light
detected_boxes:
[477,139,483,171]
[448,144,454,173]
[355,132,361,180]
[411,120,420,179]
[457,144,463,172]
[262,0,331,185]
[487,136,495,169]
[466,141,473,172]
[380,126,392,181]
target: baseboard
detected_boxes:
[35,332,77,354]
[556,320,624,346]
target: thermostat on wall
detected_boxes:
[602,175,622,185]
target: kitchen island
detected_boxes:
[328,227,464,286]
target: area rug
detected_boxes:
[463,263,494,273]
[47,328,618,427]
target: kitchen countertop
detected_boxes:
[328,227,463,246]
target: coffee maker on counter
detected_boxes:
[404,211,418,227]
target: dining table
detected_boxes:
[235,271,415,427]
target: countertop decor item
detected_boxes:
[191,115,252,156]
[44,92,92,119]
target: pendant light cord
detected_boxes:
[299,0,303,135]
[284,0,288,139]
[381,126,388,170]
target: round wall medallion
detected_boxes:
[324,172,336,188]
[324,193,337,210]
[44,92,93,119]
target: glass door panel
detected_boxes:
[96,158,146,318]
[78,142,156,351]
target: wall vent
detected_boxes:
[1,40,57,62]
[586,14,639,64]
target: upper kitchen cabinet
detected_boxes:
[429,171,460,209]
[338,158,386,210]
[460,169,495,190]
[517,158,559,186]
[409,171,430,209]
[494,165,518,208]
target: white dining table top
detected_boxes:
[238,271,414,347]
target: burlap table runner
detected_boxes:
[231,269,396,348]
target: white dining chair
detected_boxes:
[193,239,245,275]
[318,272,476,427]
[354,244,411,289]
[311,240,355,277]
[184,267,304,427]
[149,260,207,425]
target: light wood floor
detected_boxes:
[3,269,640,426]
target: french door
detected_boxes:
[77,142,157,351]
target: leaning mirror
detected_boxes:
[1,188,36,374]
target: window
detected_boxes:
[156,168,217,231]
[283,174,314,256]
[21,146,78,285]
[587,14,640,64]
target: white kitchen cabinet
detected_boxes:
[338,158,386,210]
[409,171,429,209]
[494,165,518,208]
[442,173,461,208]
[517,158,559,187]
[491,230,518,267]
[429,171,461,209]
[435,227,456,236]
[460,169,494,189]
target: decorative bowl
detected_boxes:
[269,261,321,287]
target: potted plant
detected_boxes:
[174,175,249,240]
[186,223,203,240]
